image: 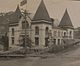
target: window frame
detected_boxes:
[35,37,39,46]
[35,26,39,35]
[22,21,29,29]
[45,27,49,36]
[12,28,14,36]
[11,37,14,45]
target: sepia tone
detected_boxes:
[0,0,80,66]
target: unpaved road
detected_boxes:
[0,45,80,66]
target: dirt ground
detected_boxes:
[0,45,80,66]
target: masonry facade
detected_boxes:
[8,0,74,48]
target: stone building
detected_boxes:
[74,27,80,39]
[8,0,74,48]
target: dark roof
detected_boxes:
[32,0,51,22]
[0,15,9,33]
[0,5,22,33]
[9,5,22,23]
[0,16,6,24]
[59,9,73,28]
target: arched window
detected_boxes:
[54,39,56,44]
[70,31,72,36]
[35,26,39,35]
[70,31,72,38]
[58,39,60,45]
[45,27,49,35]
[64,32,66,37]
[12,28,14,36]
[22,21,29,29]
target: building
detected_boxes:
[9,5,23,47]
[54,9,74,45]
[31,0,52,47]
[8,0,74,49]
[74,27,80,39]
[58,9,74,39]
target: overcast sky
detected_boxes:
[0,0,80,28]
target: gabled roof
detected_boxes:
[0,5,22,33]
[32,0,51,22]
[0,15,9,33]
[0,15,6,24]
[9,5,22,23]
[59,9,73,28]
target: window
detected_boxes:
[54,39,56,44]
[58,31,60,37]
[35,37,39,46]
[54,31,57,37]
[70,31,72,36]
[11,37,14,45]
[19,35,25,45]
[58,39,60,45]
[64,32,66,37]
[61,31,63,37]
[35,26,39,35]
[19,35,25,41]
[22,21,29,29]
[70,31,72,38]
[45,27,49,35]
[45,38,49,47]
[12,28,14,36]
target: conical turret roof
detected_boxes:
[32,0,51,22]
[59,9,73,28]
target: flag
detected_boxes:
[20,0,27,6]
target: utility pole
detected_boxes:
[24,10,27,53]
[23,10,31,54]
[24,0,27,54]
[20,0,31,54]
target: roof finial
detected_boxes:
[65,8,68,12]
[15,4,21,13]
[41,0,43,2]
[41,0,44,4]
[16,4,19,10]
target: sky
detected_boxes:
[0,0,80,28]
